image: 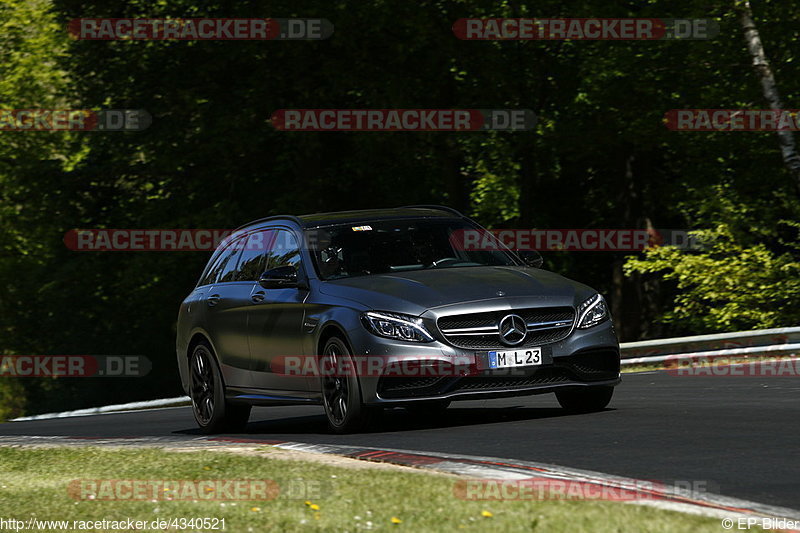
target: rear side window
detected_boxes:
[267,230,302,270]
[234,230,275,282]
[217,245,244,283]
[200,236,245,286]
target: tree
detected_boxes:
[736,0,800,191]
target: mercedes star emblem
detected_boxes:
[499,314,527,346]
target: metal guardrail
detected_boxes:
[10,396,191,422]
[620,326,800,364]
[621,343,800,366]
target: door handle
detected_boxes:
[251,291,265,303]
[206,294,220,307]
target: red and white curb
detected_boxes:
[0,435,797,525]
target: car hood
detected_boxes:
[317,266,595,316]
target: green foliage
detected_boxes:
[0,380,26,421]
[625,222,800,332]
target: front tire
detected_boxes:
[320,337,378,434]
[189,342,251,434]
[556,385,614,413]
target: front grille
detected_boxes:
[378,368,574,398]
[378,376,453,399]
[453,368,572,391]
[438,307,575,349]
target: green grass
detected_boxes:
[0,446,726,532]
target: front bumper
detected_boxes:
[346,318,620,405]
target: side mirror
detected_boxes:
[518,250,544,268]
[258,266,298,289]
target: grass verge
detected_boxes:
[0,445,728,532]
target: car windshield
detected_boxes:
[307,218,518,280]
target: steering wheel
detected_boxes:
[323,246,343,264]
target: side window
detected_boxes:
[199,259,217,286]
[234,230,274,282]
[202,236,245,285]
[267,230,302,270]
[200,239,235,286]
[217,239,245,283]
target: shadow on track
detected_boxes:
[175,405,614,437]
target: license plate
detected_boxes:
[488,348,542,369]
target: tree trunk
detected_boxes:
[518,134,537,227]
[441,136,468,212]
[738,0,800,191]
[612,154,642,341]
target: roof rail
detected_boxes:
[233,215,305,233]
[401,205,466,218]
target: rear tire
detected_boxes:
[321,337,379,434]
[189,342,251,434]
[556,386,614,413]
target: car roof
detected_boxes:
[298,206,463,227]
[236,206,465,232]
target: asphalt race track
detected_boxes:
[2,371,798,510]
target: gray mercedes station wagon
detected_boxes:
[176,206,620,434]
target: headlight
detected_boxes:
[361,311,434,342]
[576,294,608,329]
